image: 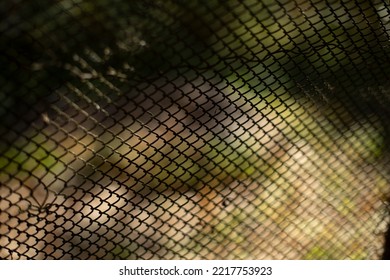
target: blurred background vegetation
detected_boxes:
[1,0,390,259]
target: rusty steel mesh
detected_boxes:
[1,0,390,259]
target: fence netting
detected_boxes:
[1,0,390,259]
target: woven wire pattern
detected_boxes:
[1,0,390,259]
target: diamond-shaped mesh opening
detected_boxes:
[1,0,390,259]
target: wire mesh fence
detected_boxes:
[1,0,390,259]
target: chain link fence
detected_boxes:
[1,0,390,259]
